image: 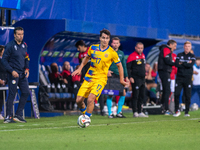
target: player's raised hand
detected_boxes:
[72,68,82,76]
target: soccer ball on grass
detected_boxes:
[77,115,91,128]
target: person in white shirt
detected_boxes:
[192,57,200,101]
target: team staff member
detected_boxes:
[127,42,148,118]
[106,37,129,118]
[72,29,128,122]
[2,27,30,123]
[0,45,6,120]
[158,40,176,115]
[169,52,177,111]
[173,41,195,117]
[75,40,90,83]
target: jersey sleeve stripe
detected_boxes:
[115,61,121,64]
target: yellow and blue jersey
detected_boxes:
[84,44,120,82]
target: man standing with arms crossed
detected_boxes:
[72,29,128,123]
[106,37,129,118]
[127,42,148,117]
[158,40,176,115]
[173,41,195,117]
[2,27,30,123]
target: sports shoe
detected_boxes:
[0,114,4,120]
[164,110,171,115]
[138,112,149,118]
[13,115,27,123]
[116,112,126,118]
[133,112,139,118]
[184,114,190,117]
[4,116,16,123]
[173,110,181,117]
[122,105,129,109]
[108,114,115,118]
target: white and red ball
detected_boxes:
[77,115,91,128]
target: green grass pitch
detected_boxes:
[0,110,200,150]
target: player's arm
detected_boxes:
[182,55,195,68]
[72,55,90,76]
[175,54,184,68]
[116,62,128,86]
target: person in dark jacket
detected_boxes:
[173,41,195,117]
[158,40,176,115]
[127,42,148,118]
[2,27,30,123]
[75,40,90,83]
[0,45,6,120]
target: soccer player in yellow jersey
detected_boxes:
[72,29,128,118]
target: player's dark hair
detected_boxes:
[111,37,120,43]
[0,45,5,53]
[14,27,24,34]
[75,40,87,48]
[167,40,176,46]
[100,29,111,37]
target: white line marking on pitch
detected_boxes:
[0,118,199,132]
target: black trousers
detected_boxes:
[175,76,192,114]
[6,73,29,117]
[158,71,171,111]
[131,77,145,113]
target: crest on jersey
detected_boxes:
[12,80,16,84]
[104,53,108,58]
[14,45,17,50]
[137,60,142,64]
[22,44,25,48]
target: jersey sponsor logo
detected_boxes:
[104,53,108,58]
[14,45,17,50]
[136,56,139,58]
[119,54,122,57]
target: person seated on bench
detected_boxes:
[48,62,63,87]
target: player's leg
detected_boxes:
[14,74,30,123]
[76,80,91,114]
[183,79,192,116]
[76,96,87,114]
[4,74,19,123]
[106,95,113,117]
[116,89,126,118]
[138,82,148,117]
[85,93,96,117]
[173,78,183,117]
[87,81,106,117]
[131,81,140,117]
